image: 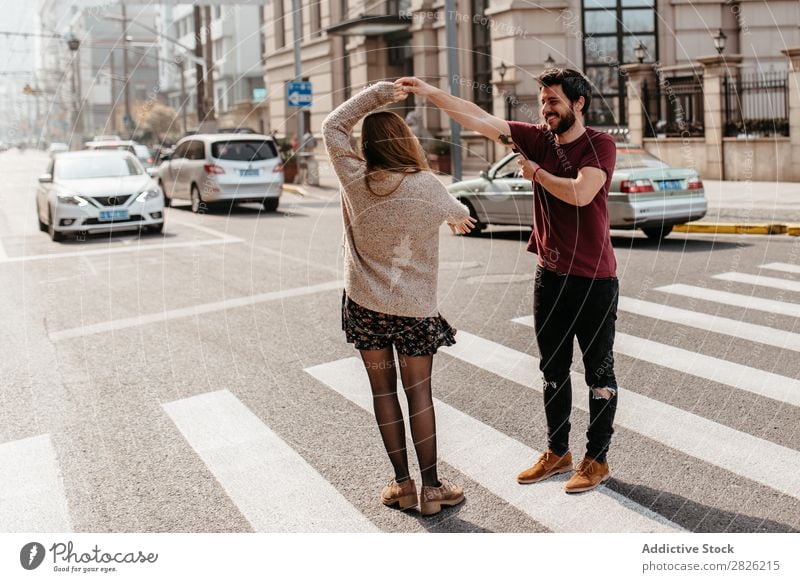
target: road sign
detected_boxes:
[287,81,312,107]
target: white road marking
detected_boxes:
[619,297,800,352]
[162,390,377,533]
[306,358,682,533]
[0,434,72,532]
[760,262,800,275]
[655,284,800,318]
[713,272,800,293]
[451,328,800,501]
[49,280,343,341]
[618,296,800,352]
[0,237,242,265]
[167,216,239,240]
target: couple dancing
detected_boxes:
[321,68,619,517]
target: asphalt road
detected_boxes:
[1,150,798,533]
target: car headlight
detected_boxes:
[136,189,160,202]
[58,194,89,206]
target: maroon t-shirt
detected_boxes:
[508,122,617,279]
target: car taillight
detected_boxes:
[203,164,225,174]
[273,163,284,173]
[147,157,153,164]
[620,179,654,193]
[687,176,703,190]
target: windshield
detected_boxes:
[211,140,277,161]
[55,156,143,179]
[616,149,669,170]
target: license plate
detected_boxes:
[239,169,259,177]
[657,179,683,191]
[99,209,129,222]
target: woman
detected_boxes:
[322,81,475,516]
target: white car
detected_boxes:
[158,134,283,212]
[47,142,69,156]
[36,151,164,242]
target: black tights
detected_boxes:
[359,347,439,487]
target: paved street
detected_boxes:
[1,149,799,533]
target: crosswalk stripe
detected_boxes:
[306,358,683,533]
[0,434,72,532]
[760,262,800,275]
[162,390,378,533]
[451,328,800,501]
[655,284,800,318]
[618,296,800,352]
[713,272,800,293]
[49,280,343,341]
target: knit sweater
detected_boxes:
[321,82,470,318]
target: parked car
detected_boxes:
[447,145,707,240]
[158,133,283,212]
[92,134,121,142]
[47,142,69,156]
[85,140,155,169]
[36,151,164,242]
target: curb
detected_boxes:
[674,223,789,235]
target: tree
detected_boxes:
[131,100,181,143]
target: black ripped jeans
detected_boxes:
[533,266,619,463]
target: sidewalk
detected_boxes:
[284,154,800,226]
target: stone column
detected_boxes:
[620,63,654,146]
[780,47,800,182]
[697,54,743,181]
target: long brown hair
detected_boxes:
[360,111,429,196]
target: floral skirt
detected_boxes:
[341,292,457,356]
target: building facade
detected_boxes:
[262,0,800,179]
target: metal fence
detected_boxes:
[642,74,705,138]
[723,71,790,137]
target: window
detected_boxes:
[211,140,278,161]
[471,0,493,114]
[186,141,206,160]
[582,0,657,126]
[310,1,322,37]
[275,0,286,49]
[172,142,189,159]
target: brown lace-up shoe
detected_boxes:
[419,477,465,516]
[517,450,573,484]
[564,457,611,493]
[381,478,418,509]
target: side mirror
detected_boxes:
[38,174,53,183]
[159,154,170,162]
[146,167,159,178]
[479,170,490,181]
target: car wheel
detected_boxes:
[190,185,203,213]
[642,225,673,240]
[262,198,279,212]
[461,199,485,237]
[148,221,164,234]
[48,206,64,242]
[159,181,171,208]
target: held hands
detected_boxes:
[448,215,478,235]
[517,158,541,182]
[392,83,409,103]
[394,77,437,98]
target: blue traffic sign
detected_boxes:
[287,81,312,107]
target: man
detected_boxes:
[396,69,619,493]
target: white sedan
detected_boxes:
[36,151,165,242]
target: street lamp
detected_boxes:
[713,29,727,55]
[544,54,556,69]
[496,62,512,120]
[65,32,82,146]
[498,61,507,83]
[634,41,647,63]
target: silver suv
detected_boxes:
[158,134,284,212]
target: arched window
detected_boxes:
[582,0,657,127]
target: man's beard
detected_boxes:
[547,109,576,134]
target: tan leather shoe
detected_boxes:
[419,477,465,516]
[381,478,418,509]
[517,450,573,484]
[564,457,611,493]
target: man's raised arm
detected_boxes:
[395,77,513,146]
